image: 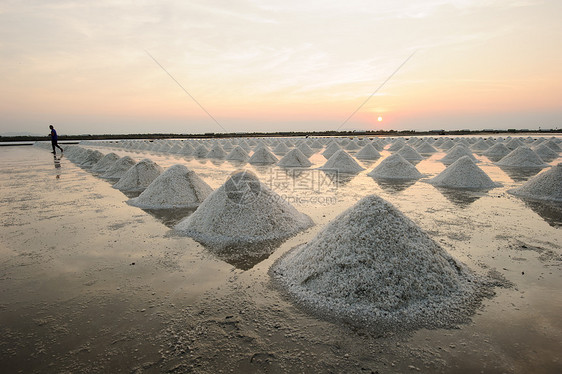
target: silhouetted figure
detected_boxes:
[49,124,63,154]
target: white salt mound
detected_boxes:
[483,143,510,159]
[79,149,105,168]
[128,164,212,209]
[248,147,278,164]
[428,156,499,189]
[508,164,562,202]
[322,142,342,159]
[533,144,559,161]
[416,141,438,154]
[206,144,226,159]
[396,145,423,161]
[193,144,209,158]
[113,159,163,192]
[271,194,486,332]
[367,153,422,180]
[92,153,121,172]
[273,142,291,156]
[226,146,250,162]
[495,146,549,168]
[440,145,477,165]
[545,140,561,152]
[101,156,137,179]
[355,143,381,160]
[470,139,491,152]
[388,139,406,152]
[175,171,313,247]
[297,142,315,157]
[277,149,312,168]
[319,149,364,173]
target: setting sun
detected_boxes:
[377,116,383,122]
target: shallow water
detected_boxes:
[0,140,561,373]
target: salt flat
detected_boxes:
[0,136,560,373]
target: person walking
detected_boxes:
[49,124,64,154]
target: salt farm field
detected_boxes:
[1,136,561,373]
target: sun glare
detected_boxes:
[377,116,383,122]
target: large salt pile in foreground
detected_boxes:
[128,164,212,209]
[113,159,163,192]
[367,153,422,180]
[92,152,121,173]
[495,146,549,168]
[427,156,499,189]
[101,156,136,179]
[175,171,313,247]
[277,149,312,168]
[319,149,364,173]
[508,164,562,202]
[271,195,487,332]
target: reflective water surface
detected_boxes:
[0,141,560,373]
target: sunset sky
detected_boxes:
[1,0,561,135]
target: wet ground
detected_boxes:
[0,138,561,373]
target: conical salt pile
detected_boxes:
[396,145,424,161]
[544,139,561,152]
[271,194,484,332]
[297,142,315,157]
[248,146,278,164]
[273,142,291,156]
[179,142,195,156]
[440,145,477,165]
[175,171,313,247]
[367,153,422,180]
[322,142,342,159]
[415,141,438,154]
[484,143,510,159]
[355,143,381,160]
[388,139,406,152]
[113,159,163,192]
[496,146,549,168]
[319,149,364,173]
[508,164,562,202]
[128,164,212,209]
[470,139,491,152]
[206,143,226,159]
[92,152,120,172]
[533,143,559,161]
[226,145,250,162]
[277,148,312,167]
[505,138,524,150]
[168,143,183,154]
[309,139,324,149]
[193,144,209,158]
[428,156,499,189]
[79,149,105,168]
[101,156,136,179]
[439,139,455,150]
[344,140,361,151]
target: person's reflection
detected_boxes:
[53,154,61,179]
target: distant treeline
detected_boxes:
[1,128,560,143]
